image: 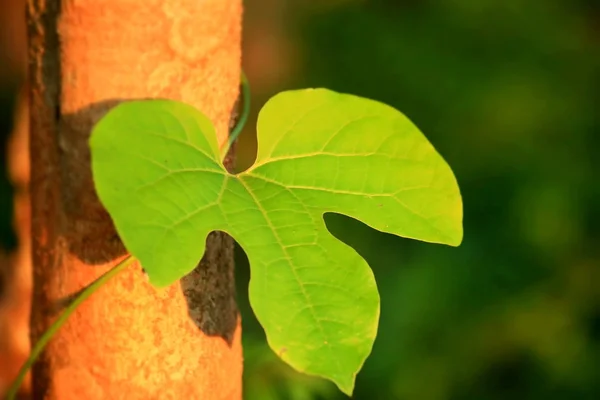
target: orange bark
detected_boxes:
[27,1,243,399]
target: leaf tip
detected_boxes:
[449,228,464,247]
[145,269,174,289]
[335,374,357,397]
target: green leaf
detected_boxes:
[90,88,463,395]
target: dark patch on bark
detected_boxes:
[58,99,128,264]
[180,231,238,345]
[28,0,63,399]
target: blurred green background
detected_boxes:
[2,0,599,399]
[236,0,600,399]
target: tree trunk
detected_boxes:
[27,1,243,399]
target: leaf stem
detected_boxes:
[5,255,137,400]
[221,70,251,159]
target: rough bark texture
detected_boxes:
[27,0,243,399]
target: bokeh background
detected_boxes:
[1,0,599,399]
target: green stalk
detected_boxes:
[221,71,251,159]
[5,255,137,400]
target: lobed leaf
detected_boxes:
[90,89,463,394]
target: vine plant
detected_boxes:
[7,75,463,398]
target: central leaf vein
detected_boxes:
[237,176,343,376]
